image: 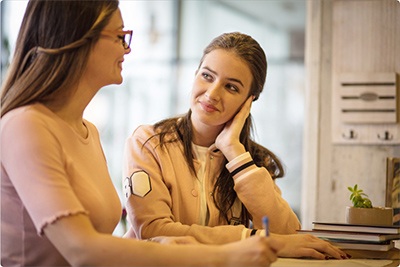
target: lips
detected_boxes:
[199,101,218,112]
[118,59,124,69]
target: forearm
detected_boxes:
[83,234,224,267]
[226,155,300,233]
[127,206,245,244]
[44,213,224,267]
[239,178,300,233]
[239,177,299,232]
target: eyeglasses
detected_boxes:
[100,30,133,50]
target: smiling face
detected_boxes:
[84,8,131,88]
[190,49,253,135]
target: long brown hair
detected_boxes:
[150,32,285,226]
[1,0,119,117]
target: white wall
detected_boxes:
[302,0,400,230]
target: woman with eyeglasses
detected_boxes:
[123,32,349,260]
[0,1,284,266]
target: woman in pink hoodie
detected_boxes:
[123,32,348,260]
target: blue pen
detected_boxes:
[262,216,269,237]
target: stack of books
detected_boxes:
[297,222,400,252]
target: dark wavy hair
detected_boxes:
[149,32,285,226]
[1,0,119,117]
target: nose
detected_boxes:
[205,83,221,102]
[125,47,132,54]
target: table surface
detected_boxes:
[271,258,400,267]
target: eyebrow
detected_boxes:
[202,66,244,87]
[112,24,124,31]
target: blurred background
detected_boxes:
[1,0,306,235]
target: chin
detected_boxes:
[113,76,123,85]
[192,112,222,127]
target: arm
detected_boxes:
[230,161,301,233]
[215,97,300,234]
[44,213,283,266]
[123,126,246,244]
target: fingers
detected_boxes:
[169,236,200,245]
[320,244,348,259]
[309,236,349,259]
[226,96,252,133]
[237,96,253,119]
[301,235,350,260]
[223,236,280,267]
[215,96,252,156]
[275,234,351,260]
[320,243,351,260]
[264,248,278,265]
[256,236,283,264]
[293,247,326,260]
[175,236,200,244]
[148,236,200,245]
[230,96,253,124]
[259,237,280,265]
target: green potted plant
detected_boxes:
[346,184,393,226]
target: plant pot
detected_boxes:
[345,206,393,226]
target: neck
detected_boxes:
[45,83,96,138]
[45,101,87,138]
[191,120,222,147]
